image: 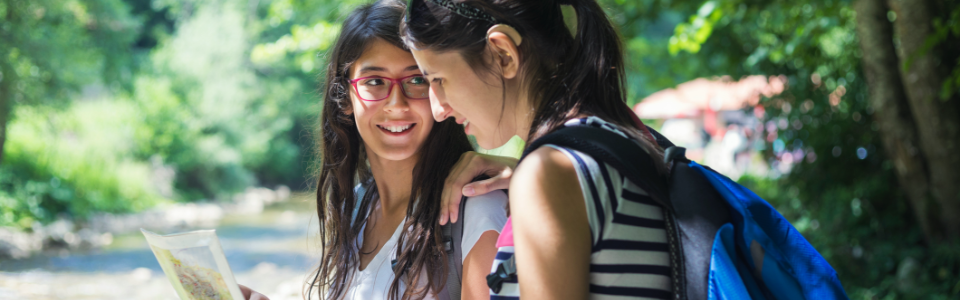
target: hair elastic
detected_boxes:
[425,0,498,24]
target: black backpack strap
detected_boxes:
[439,194,467,300]
[436,174,492,300]
[521,126,673,211]
[646,125,676,149]
[390,195,465,300]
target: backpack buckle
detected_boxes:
[486,257,517,294]
[664,146,688,164]
[442,237,453,253]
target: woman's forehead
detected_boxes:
[411,48,466,76]
[352,39,419,76]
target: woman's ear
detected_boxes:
[486,26,522,80]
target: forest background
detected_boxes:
[1,0,958,298]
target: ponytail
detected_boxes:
[533,0,627,137]
[534,0,665,169]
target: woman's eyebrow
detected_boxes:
[356,65,421,75]
[357,66,386,75]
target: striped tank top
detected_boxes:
[490,117,672,300]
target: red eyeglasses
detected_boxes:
[349,75,430,101]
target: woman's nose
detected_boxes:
[429,87,453,122]
[383,84,410,113]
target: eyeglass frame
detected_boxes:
[348,74,430,101]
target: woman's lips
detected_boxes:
[377,123,416,136]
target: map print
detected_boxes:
[150,245,233,300]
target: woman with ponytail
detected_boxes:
[402,0,672,299]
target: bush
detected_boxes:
[0,102,164,229]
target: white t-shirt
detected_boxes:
[341,189,509,300]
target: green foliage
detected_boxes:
[0,0,332,226]
[130,0,309,199]
[0,0,147,229]
[1,1,956,295]
[0,102,164,229]
[668,1,723,55]
[649,0,960,297]
[0,0,139,106]
[929,5,960,100]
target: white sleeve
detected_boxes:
[460,190,509,264]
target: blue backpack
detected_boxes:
[497,125,848,300]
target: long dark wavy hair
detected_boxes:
[307,1,474,299]
[401,0,664,166]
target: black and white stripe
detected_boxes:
[490,117,671,299]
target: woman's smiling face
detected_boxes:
[348,38,434,163]
[411,49,521,150]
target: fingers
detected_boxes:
[448,197,462,224]
[441,174,465,225]
[239,284,270,300]
[442,152,519,224]
[442,152,480,224]
[240,284,253,298]
[462,174,511,197]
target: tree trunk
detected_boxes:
[889,0,960,240]
[854,0,941,242]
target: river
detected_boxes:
[0,196,322,300]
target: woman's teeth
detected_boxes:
[379,124,412,133]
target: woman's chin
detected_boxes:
[370,146,420,162]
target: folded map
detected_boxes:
[141,229,244,300]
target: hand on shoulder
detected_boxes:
[441,151,518,224]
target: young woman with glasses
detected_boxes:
[241,1,507,299]
[402,0,673,299]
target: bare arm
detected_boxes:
[441,151,518,224]
[509,147,591,299]
[462,231,500,300]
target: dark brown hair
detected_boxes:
[401,0,664,164]
[308,1,474,299]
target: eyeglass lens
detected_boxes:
[355,76,429,101]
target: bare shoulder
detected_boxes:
[510,146,582,207]
[514,146,575,180]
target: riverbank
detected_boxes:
[0,188,320,300]
[0,186,291,259]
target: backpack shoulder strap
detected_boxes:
[438,195,468,300]
[521,126,673,211]
[391,196,465,300]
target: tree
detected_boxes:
[886,0,960,240]
[853,0,936,243]
[606,0,960,296]
[0,0,138,163]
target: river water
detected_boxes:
[0,197,322,300]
